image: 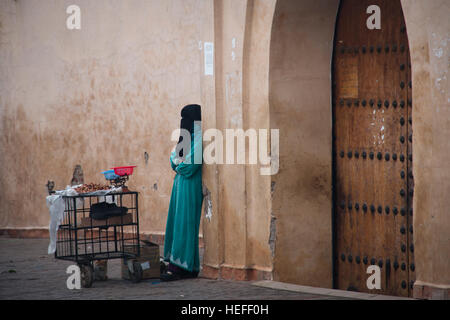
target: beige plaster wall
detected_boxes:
[213,0,249,270]
[269,0,339,287]
[242,0,277,272]
[202,0,277,274]
[0,0,214,237]
[401,0,450,288]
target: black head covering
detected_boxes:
[177,104,201,157]
[181,104,201,127]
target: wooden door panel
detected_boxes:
[335,109,405,152]
[333,0,414,297]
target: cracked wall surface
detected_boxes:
[0,0,214,235]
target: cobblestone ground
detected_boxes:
[0,238,348,300]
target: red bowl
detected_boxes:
[111,166,136,176]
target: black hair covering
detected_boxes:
[178,118,191,143]
[177,104,201,156]
[181,104,201,125]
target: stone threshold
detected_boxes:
[252,280,415,300]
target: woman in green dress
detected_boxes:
[161,104,203,281]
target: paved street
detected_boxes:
[0,238,352,300]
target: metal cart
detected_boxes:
[55,191,142,287]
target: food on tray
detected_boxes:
[74,183,110,194]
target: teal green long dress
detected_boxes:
[163,123,203,273]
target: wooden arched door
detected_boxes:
[332,0,414,297]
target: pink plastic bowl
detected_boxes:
[111,166,136,176]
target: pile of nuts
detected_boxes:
[74,183,110,194]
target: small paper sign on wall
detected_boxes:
[204,42,214,76]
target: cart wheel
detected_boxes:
[80,264,94,288]
[129,261,143,283]
[94,260,108,281]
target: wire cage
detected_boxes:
[55,192,140,264]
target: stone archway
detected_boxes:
[267,0,449,297]
[201,0,449,298]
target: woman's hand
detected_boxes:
[171,145,184,166]
[173,157,183,166]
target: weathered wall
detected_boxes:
[0,0,214,237]
[202,0,275,278]
[269,0,339,287]
[214,0,249,272]
[242,0,277,274]
[401,0,450,296]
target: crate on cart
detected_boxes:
[55,191,142,287]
